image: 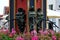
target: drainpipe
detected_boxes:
[10,0,14,31]
[43,0,47,30]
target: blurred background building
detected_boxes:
[47,0,60,32]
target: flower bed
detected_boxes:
[0,28,60,40]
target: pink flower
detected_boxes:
[11,28,16,35]
[9,33,14,38]
[9,28,16,37]
[39,30,44,35]
[49,30,55,35]
[16,36,24,40]
[31,36,38,40]
[1,27,9,34]
[31,30,37,36]
[52,35,56,40]
[43,30,49,35]
[0,30,2,33]
[3,29,9,34]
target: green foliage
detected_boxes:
[48,33,52,37]
[55,33,60,40]
[1,34,14,40]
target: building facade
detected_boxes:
[47,0,60,10]
[47,0,60,32]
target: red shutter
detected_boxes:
[15,0,27,13]
[15,0,27,33]
[36,0,42,9]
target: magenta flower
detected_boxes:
[11,28,16,35]
[52,35,56,40]
[31,36,38,40]
[16,36,24,40]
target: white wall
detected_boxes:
[47,0,60,10]
[56,0,60,10]
[0,0,9,15]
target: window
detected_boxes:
[59,19,60,27]
[49,4,53,10]
[30,0,34,8]
[52,18,56,26]
[59,5,60,8]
